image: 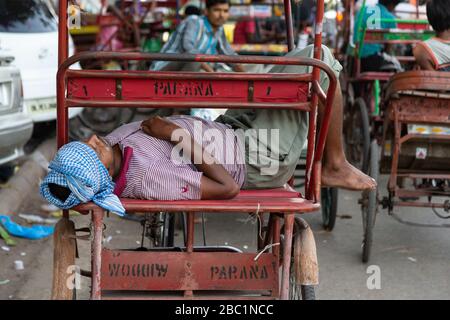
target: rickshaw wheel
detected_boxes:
[289,266,315,300]
[362,140,379,263]
[51,217,76,300]
[345,97,370,173]
[321,187,338,231]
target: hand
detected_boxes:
[140,116,182,141]
[233,64,246,72]
[200,62,214,72]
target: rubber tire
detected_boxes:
[301,285,316,300]
[321,187,338,231]
[346,97,371,174]
[289,262,316,300]
[362,140,379,263]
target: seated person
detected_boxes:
[151,0,245,73]
[40,45,376,216]
[413,0,450,71]
[354,0,403,72]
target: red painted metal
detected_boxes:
[101,250,278,292]
[74,196,320,215]
[56,0,333,300]
[67,99,312,111]
[283,0,295,51]
[68,77,309,103]
[280,214,294,300]
[91,209,104,300]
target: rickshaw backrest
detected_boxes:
[385,71,450,97]
[384,70,450,125]
[66,70,310,108]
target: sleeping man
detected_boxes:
[40,45,376,216]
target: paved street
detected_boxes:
[1,170,449,300]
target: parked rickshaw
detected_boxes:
[361,70,450,263]
[341,0,434,173]
[52,0,338,300]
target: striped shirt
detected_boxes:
[151,15,237,71]
[418,38,450,71]
[104,116,246,200]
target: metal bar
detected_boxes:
[283,0,295,50]
[305,0,329,200]
[395,188,450,198]
[389,108,401,192]
[91,209,104,300]
[66,99,312,111]
[186,212,194,253]
[58,0,68,67]
[374,79,380,116]
[74,200,320,214]
[399,133,450,144]
[271,214,280,298]
[280,214,294,300]
[364,40,427,44]
[312,80,326,103]
[258,213,267,250]
[66,69,313,82]
[396,173,450,179]
[58,52,338,80]
[392,201,449,209]
[57,0,69,148]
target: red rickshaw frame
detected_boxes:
[54,0,337,300]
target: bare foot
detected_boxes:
[322,160,377,191]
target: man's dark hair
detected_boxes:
[426,0,450,33]
[379,0,402,8]
[49,183,71,202]
[206,0,229,9]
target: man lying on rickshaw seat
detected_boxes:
[40,45,376,216]
[413,0,450,72]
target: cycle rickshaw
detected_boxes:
[361,70,450,263]
[52,0,338,300]
[341,0,434,173]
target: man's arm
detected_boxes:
[141,117,240,200]
[218,30,246,72]
[413,43,436,70]
[181,17,214,72]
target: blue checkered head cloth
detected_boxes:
[39,141,125,216]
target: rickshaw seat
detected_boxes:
[73,185,320,215]
[384,71,450,124]
[385,70,450,100]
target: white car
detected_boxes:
[0,0,82,123]
[0,56,33,165]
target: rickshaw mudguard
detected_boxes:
[293,218,319,286]
[52,217,76,300]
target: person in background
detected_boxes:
[413,0,450,71]
[151,0,245,73]
[180,0,202,17]
[233,0,284,44]
[354,0,403,72]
